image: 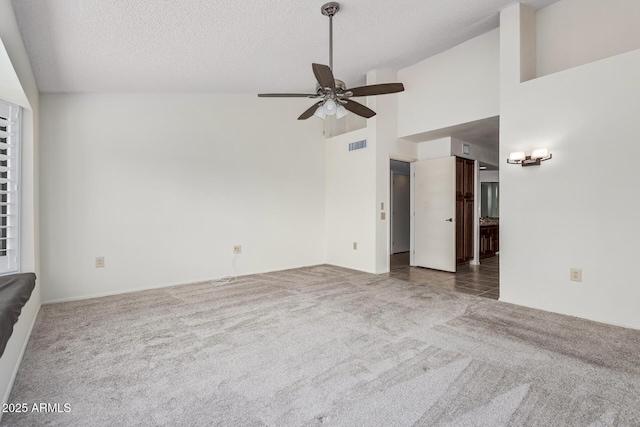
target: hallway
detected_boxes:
[388,253,499,300]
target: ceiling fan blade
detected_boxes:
[343,100,376,118]
[298,102,321,120]
[258,93,318,98]
[347,83,405,97]
[312,63,335,91]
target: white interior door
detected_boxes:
[391,173,411,253]
[413,156,456,272]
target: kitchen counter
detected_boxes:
[480,217,499,226]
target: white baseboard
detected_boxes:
[43,275,234,304]
[43,263,322,305]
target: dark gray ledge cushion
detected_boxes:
[0,273,36,357]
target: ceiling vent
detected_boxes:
[348,140,367,151]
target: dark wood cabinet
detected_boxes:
[480,225,499,259]
[456,158,475,265]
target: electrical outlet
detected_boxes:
[380,202,384,210]
[570,268,582,282]
[353,242,357,250]
[233,245,242,254]
[380,212,386,220]
[95,257,105,268]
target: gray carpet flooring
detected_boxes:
[3,264,640,426]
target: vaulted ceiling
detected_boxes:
[12,0,559,94]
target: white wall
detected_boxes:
[324,68,417,275]
[324,128,376,272]
[397,29,499,139]
[40,94,326,302]
[537,0,640,77]
[0,0,40,410]
[368,69,416,274]
[417,137,451,160]
[500,3,640,329]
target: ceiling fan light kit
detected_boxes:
[323,98,338,115]
[314,105,326,120]
[258,2,405,121]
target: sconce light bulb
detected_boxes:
[509,151,526,161]
[531,148,550,159]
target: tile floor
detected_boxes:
[388,252,499,300]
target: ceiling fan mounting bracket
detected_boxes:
[321,2,340,17]
[316,79,346,97]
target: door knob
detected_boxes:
[445,218,453,222]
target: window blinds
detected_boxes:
[0,100,20,274]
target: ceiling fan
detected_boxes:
[258,2,405,120]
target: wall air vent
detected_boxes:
[348,140,367,151]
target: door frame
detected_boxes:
[390,167,411,255]
[388,155,417,266]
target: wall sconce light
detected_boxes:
[507,148,552,167]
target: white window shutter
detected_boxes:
[0,100,20,275]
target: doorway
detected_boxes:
[389,157,500,300]
[390,160,411,270]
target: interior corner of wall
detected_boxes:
[499,2,537,87]
[520,3,537,82]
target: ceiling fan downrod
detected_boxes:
[321,2,340,71]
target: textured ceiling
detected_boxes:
[11,0,559,94]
